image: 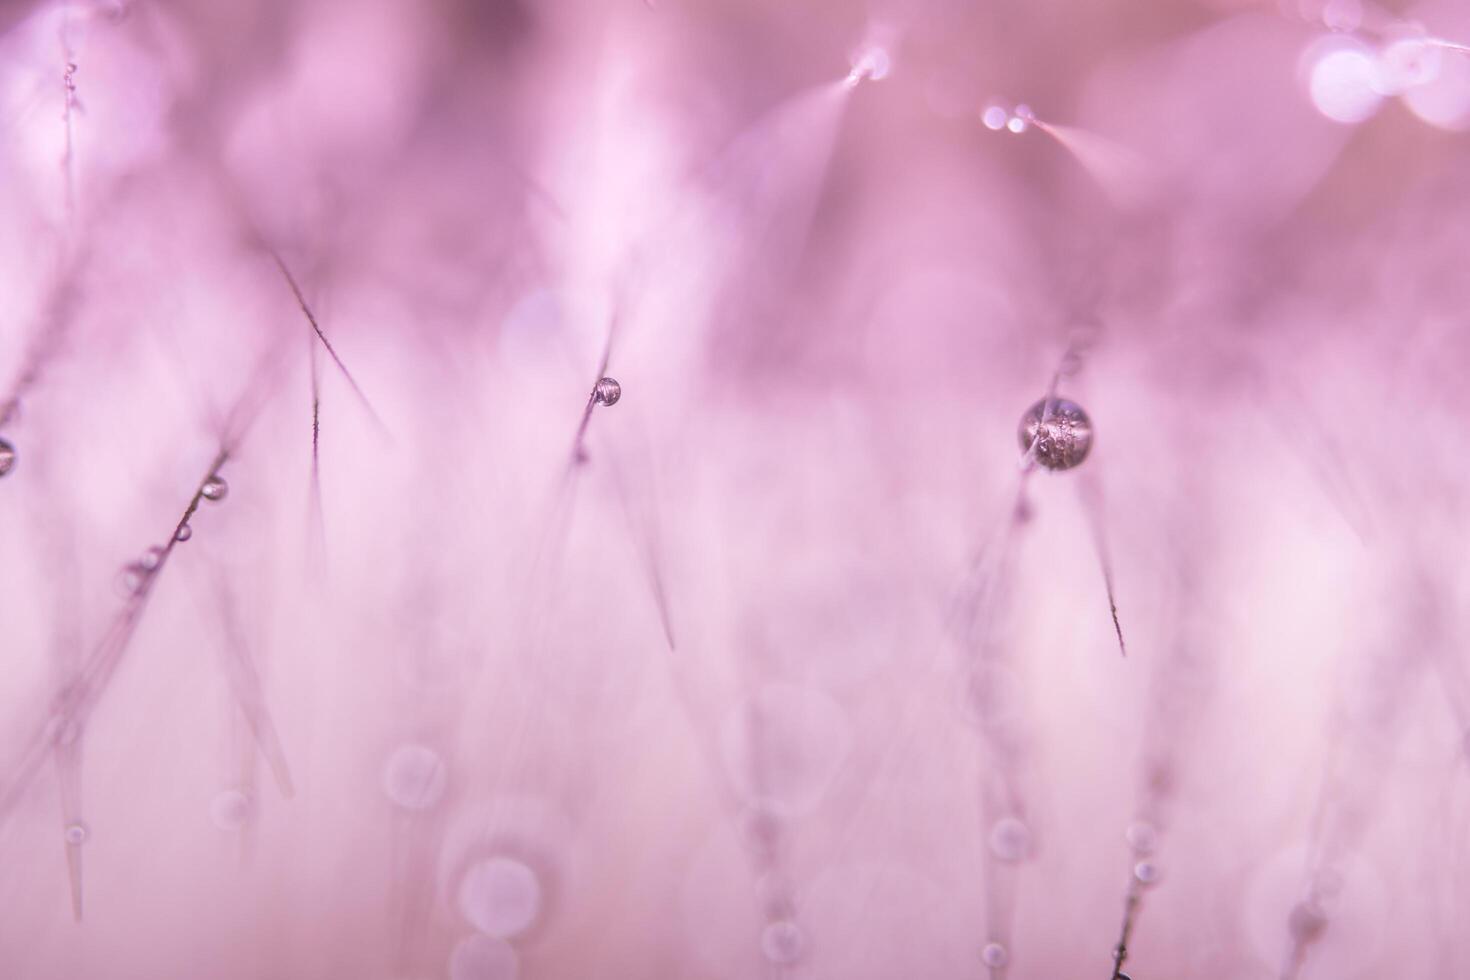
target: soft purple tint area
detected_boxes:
[1,0,1469,978]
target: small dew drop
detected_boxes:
[1125,821,1159,856]
[139,545,165,572]
[760,919,805,965]
[64,822,88,845]
[988,816,1033,863]
[0,438,15,478]
[116,561,151,597]
[458,856,543,939]
[1133,860,1162,886]
[592,377,622,407]
[201,475,228,502]
[980,941,1009,968]
[175,524,193,542]
[1017,397,1094,471]
[982,105,1008,130]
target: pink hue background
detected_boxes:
[1,0,1469,977]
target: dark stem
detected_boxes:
[1110,886,1142,979]
[270,249,387,434]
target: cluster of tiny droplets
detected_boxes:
[592,377,622,407]
[0,437,15,477]
[117,473,231,592]
[843,46,892,88]
[982,102,1035,134]
[1016,397,1094,471]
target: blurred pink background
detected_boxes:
[1,0,1469,978]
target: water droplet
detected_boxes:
[175,524,193,542]
[64,822,88,845]
[982,105,1009,130]
[1308,42,1385,124]
[761,920,805,965]
[457,856,542,939]
[1017,397,1094,471]
[592,377,621,407]
[448,934,519,980]
[139,545,165,571]
[1133,860,1162,886]
[0,438,15,477]
[980,941,1009,968]
[201,475,228,502]
[382,744,448,811]
[210,789,253,830]
[116,561,151,597]
[1125,821,1158,856]
[988,816,1033,863]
